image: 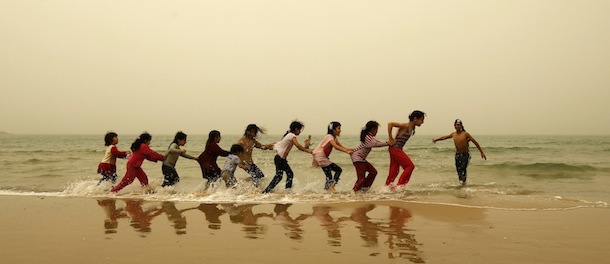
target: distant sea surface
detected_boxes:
[0,134,608,210]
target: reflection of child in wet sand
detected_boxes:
[97,199,127,234]
[312,205,350,246]
[350,204,380,247]
[124,199,163,233]
[197,203,226,230]
[432,119,486,185]
[273,204,309,240]
[160,201,198,235]
[385,206,422,262]
[222,204,273,239]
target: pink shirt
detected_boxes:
[312,134,336,167]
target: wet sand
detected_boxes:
[0,195,608,264]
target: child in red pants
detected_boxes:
[386,110,426,189]
[111,133,164,193]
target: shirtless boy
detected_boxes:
[433,119,486,185]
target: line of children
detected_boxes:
[103,112,486,194]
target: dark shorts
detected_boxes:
[455,152,471,183]
[162,165,180,187]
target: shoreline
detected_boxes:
[0,195,608,263]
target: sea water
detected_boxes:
[0,134,608,210]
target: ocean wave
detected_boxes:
[0,148,99,155]
[485,146,546,152]
[487,162,599,172]
[23,158,48,164]
[16,158,80,165]
[486,162,598,178]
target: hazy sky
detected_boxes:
[1,0,609,136]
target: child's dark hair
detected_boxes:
[244,124,265,137]
[327,121,341,136]
[230,144,244,154]
[104,132,118,146]
[131,132,152,152]
[284,121,304,137]
[206,130,221,147]
[408,110,426,135]
[408,110,426,121]
[360,121,379,142]
[455,119,465,131]
[170,131,187,148]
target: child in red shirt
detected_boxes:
[111,133,164,193]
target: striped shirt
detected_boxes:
[393,129,413,149]
[350,134,389,163]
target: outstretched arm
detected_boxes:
[432,133,453,143]
[467,133,486,160]
[292,137,313,154]
[238,162,251,169]
[254,140,274,150]
[330,139,353,154]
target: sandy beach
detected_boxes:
[0,195,607,264]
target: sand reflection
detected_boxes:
[97,199,424,262]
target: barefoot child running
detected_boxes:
[386,110,426,190]
[97,132,131,185]
[221,144,250,188]
[161,131,197,187]
[312,121,353,192]
[263,121,313,194]
[432,119,486,185]
[236,124,274,187]
[350,121,389,192]
[111,133,164,193]
[197,130,231,188]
